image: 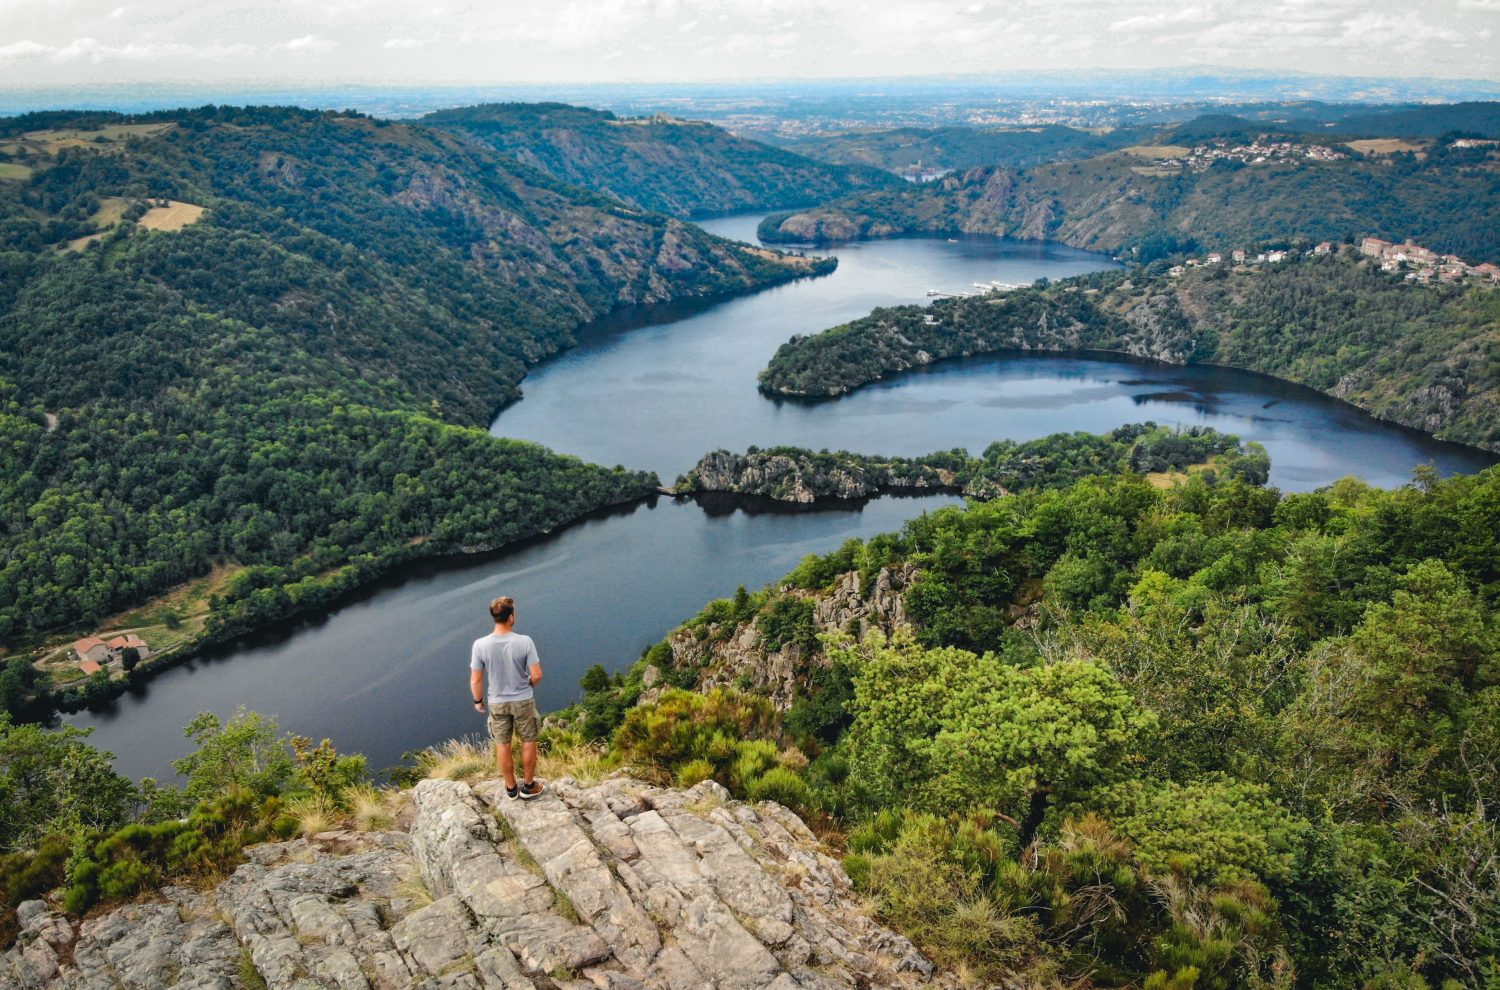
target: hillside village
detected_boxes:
[1165,237,1500,286]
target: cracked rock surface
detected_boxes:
[3,776,943,990]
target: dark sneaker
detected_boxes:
[518,780,544,800]
[505,783,519,800]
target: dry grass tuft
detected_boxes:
[418,736,496,781]
[538,737,616,785]
[284,794,339,838]
[344,784,396,832]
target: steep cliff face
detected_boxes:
[646,565,918,711]
[4,776,942,990]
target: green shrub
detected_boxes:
[745,767,815,812]
[674,759,715,788]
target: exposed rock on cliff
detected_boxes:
[4,776,941,990]
[677,449,1006,504]
[649,565,918,711]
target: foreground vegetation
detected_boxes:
[760,252,1500,453]
[568,463,1500,987]
[4,456,1496,986]
[0,106,833,716]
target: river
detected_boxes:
[67,214,1497,781]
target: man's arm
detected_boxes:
[470,648,486,712]
[528,638,542,686]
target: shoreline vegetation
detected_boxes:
[759,251,1500,454]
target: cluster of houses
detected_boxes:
[1181,140,1348,172]
[1451,138,1500,150]
[71,634,151,675]
[1163,239,1500,286]
[1360,237,1500,285]
[1167,246,1292,276]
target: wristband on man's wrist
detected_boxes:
[474,697,484,705]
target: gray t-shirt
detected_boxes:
[470,632,539,703]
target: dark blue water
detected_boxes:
[68,215,1495,781]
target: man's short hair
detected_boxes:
[490,596,515,623]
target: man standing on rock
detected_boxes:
[470,596,544,799]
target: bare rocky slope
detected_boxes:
[4,775,943,990]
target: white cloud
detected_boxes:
[283,34,337,54]
[1110,5,1218,34]
[0,40,54,60]
[0,0,1493,85]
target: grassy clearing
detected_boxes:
[20,123,172,154]
[1118,144,1192,159]
[1145,461,1212,489]
[138,201,206,231]
[0,162,32,181]
[1347,138,1425,155]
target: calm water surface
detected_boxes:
[69,214,1496,780]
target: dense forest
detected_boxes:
[0,106,832,714]
[757,138,1500,264]
[759,253,1500,453]
[677,424,1265,503]
[422,102,902,218]
[565,461,1500,988]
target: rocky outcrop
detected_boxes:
[3,776,943,990]
[678,448,1004,504]
[652,565,919,710]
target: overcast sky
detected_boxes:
[1,0,1497,88]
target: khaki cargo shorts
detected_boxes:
[487,699,540,743]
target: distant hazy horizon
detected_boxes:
[2,68,1499,123]
[2,0,1496,92]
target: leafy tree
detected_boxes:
[171,709,295,805]
[0,716,136,852]
[839,630,1152,844]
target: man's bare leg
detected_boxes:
[497,741,517,789]
[521,740,538,785]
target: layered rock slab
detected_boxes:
[4,775,942,990]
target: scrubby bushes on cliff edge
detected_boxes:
[572,462,1500,987]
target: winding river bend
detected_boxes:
[69,214,1497,781]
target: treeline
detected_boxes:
[676,423,1263,502]
[423,102,902,218]
[568,462,1500,988]
[760,253,1500,452]
[758,139,1500,263]
[0,107,832,711]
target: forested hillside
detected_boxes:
[422,103,902,218]
[758,139,1500,263]
[766,123,1148,174]
[0,106,831,713]
[566,461,1500,988]
[760,253,1500,453]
